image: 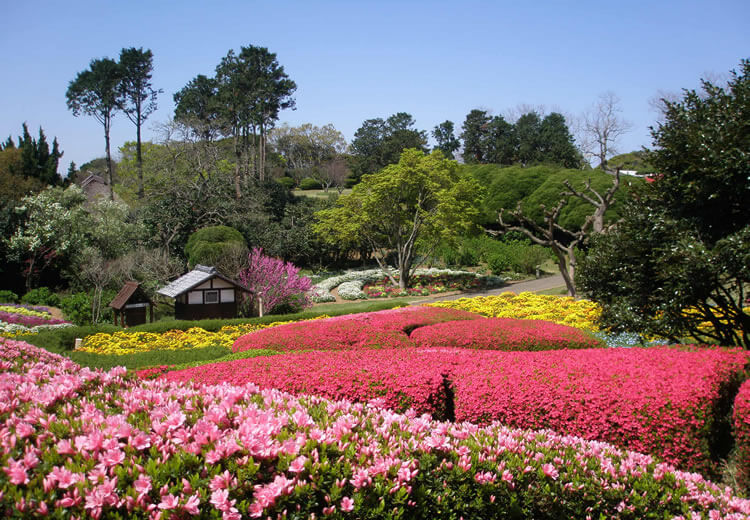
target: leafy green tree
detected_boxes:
[350,113,427,178]
[538,112,580,168]
[514,112,542,166]
[460,109,492,163]
[314,149,483,288]
[118,47,161,200]
[431,120,460,159]
[3,124,64,185]
[578,60,750,346]
[5,185,90,290]
[66,58,123,200]
[173,74,223,140]
[485,115,517,165]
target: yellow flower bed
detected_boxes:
[77,318,329,356]
[0,305,52,319]
[427,292,602,332]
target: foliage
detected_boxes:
[579,60,750,347]
[606,150,655,173]
[314,149,483,288]
[298,177,322,190]
[0,123,63,186]
[20,286,60,307]
[66,57,123,198]
[184,225,247,269]
[59,290,115,326]
[5,340,750,519]
[238,247,313,314]
[431,120,460,159]
[0,290,18,303]
[349,112,428,178]
[465,163,637,229]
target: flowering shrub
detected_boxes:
[169,345,748,475]
[336,280,368,300]
[239,247,313,313]
[734,380,750,491]
[410,318,603,351]
[232,307,482,353]
[3,338,750,519]
[428,292,602,331]
[0,304,71,337]
[0,304,53,319]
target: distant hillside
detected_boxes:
[461,163,643,230]
[606,151,656,174]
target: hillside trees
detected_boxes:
[432,120,460,159]
[349,112,428,179]
[270,123,347,189]
[174,45,296,196]
[460,109,579,167]
[314,149,482,288]
[579,92,632,169]
[578,60,750,346]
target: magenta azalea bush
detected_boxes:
[232,307,482,353]
[3,338,750,519]
[410,317,603,351]
[734,380,750,491]
[238,248,313,314]
[163,345,748,475]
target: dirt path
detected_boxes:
[46,306,66,320]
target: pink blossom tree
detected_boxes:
[238,248,312,315]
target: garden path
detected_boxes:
[408,273,567,304]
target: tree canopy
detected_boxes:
[313,149,483,288]
[578,59,750,347]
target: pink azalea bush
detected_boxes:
[238,247,313,313]
[164,346,748,475]
[2,338,750,519]
[232,306,482,353]
[410,317,603,351]
[734,380,750,491]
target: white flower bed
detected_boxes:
[309,267,506,302]
[0,321,75,336]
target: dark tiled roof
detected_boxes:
[156,265,250,298]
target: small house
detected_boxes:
[109,281,154,327]
[157,265,252,321]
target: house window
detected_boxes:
[204,290,219,304]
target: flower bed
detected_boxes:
[734,380,750,491]
[76,319,316,355]
[0,303,71,338]
[232,307,482,353]
[428,292,602,331]
[410,318,603,351]
[3,338,750,519]
[165,345,748,475]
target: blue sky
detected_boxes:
[1,0,748,172]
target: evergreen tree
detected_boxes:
[538,112,580,168]
[460,109,491,163]
[514,112,542,166]
[486,115,517,165]
[432,120,460,159]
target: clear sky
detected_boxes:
[1,0,748,173]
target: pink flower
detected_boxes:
[4,458,29,485]
[158,494,179,510]
[542,463,559,480]
[288,455,307,473]
[340,496,354,512]
[183,494,201,515]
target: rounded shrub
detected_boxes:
[184,225,247,269]
[0,290,19,304]
[298,177,322,190]
[21,287,60,307]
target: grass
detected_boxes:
[293,188,351,199]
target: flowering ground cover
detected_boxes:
[427,292,602,331]
[734,380,750,491]
[232,306,482,353]
[3,338,750,519]
[164,345,748,476]
[362,272,492,298]
[410,318,603,351]
[0,303,72,338]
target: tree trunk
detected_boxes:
[553,247,576,297]
[136,115,144,200]
[104,117,114,201]
[233,131,242,199]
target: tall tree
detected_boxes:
[118,47,161,200]
[214,45,296,193]
[314,149,482,289]
[173,74,223,141]
[349,113,427,179]
[10,124,63,185]
[580,92,631,169]
[66,58,123,200]
[460,109,491,163]
[514,112,542,166]
[486,115,516,165]
[538,112,580,168]
[432,120,460,159]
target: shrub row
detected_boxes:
[3,339,748,519]
[164,345,748,476]
[734,380,750,491]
